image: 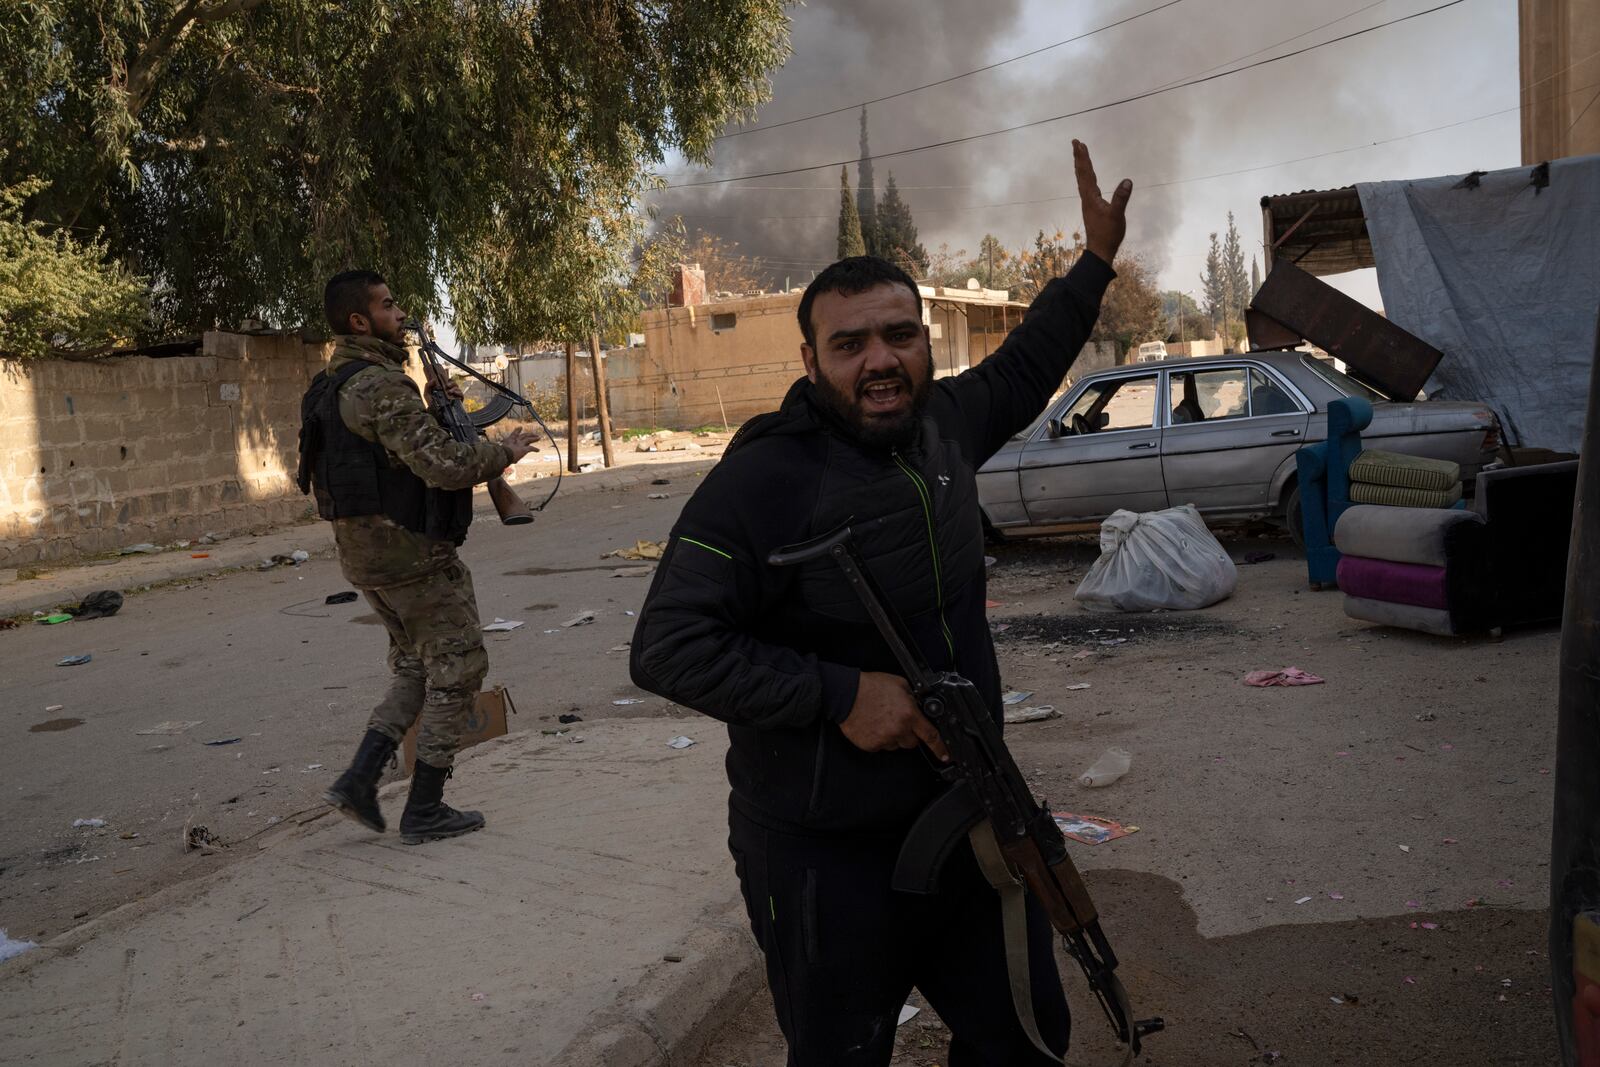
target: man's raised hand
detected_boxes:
[1074,139,1132,266]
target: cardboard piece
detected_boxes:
[400,686,516,775]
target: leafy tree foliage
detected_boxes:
[1,0,790,342]
[1092,250,1164,353]
[0,176,146,358]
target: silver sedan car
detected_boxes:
[978,351,1500,544]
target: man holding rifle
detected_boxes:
[630,142,1131,1064]
[299,270,537,844]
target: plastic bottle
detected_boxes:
[1078,747,1132,788]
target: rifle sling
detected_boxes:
[968,820,1063,1065]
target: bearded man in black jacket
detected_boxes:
[630,141,1132,1066]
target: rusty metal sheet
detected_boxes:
[1245,308,1303,351]
[1249,260,1442,400]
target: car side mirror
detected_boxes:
[1046,417,1064,439]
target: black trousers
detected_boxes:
[728,804,1070,1066]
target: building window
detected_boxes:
[711,312,737,332]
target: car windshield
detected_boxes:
[1301,355,1384,401]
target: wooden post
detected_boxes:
[588,330,616,468]
[564,340,581,473]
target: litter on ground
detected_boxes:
[612,698,646,706]
[897,1004,921,1025]
[1078,748,1132,787]
[561,611,597,627]
[1244,667,1324,687]
[56,654,92,667]
[0,930,38,963]
[603,540,667,561]
[483,619,525,632]
[1002,690,1033,705]
[1051,813,1138,845]
[1003,706,1058,724]
[72,818,107,828]
[324,591,358,605]
[667,736,696,749]
[136,720,202,735]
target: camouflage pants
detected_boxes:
[362,560,487,769]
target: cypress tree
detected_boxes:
[857,107,879,256]
[875,173,928,275]
[837,166,866,259]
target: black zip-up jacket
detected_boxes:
[630,253,1114,835]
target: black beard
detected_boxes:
[811,361,932,450]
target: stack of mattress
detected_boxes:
[1333,504,1490,636]
[1347,449,1463,508]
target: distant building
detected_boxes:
[602,265,1031,431]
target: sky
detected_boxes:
[641,0,1527,312]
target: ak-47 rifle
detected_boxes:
[403,321,560,524]
[769,525,1163,1063]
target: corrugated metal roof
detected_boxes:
[1260,185,1374,277]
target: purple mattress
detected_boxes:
[1335,555,1449,610]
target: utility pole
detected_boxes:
[588,329,616,468]
[564,340,581,474]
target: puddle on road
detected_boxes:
[29,718,84,733]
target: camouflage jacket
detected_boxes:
[326,335,511,588]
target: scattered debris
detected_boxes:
[667,735,696,750]
[608,643,631,653]
[1064,682,1092,691]
[72,818,107,828]
[37,614,73,625]
[612,698,646,706]
[305,764,323,771]
[897,1003,921,1026]
[603,540,667,561]
[191,553,210,559]
[1078,747,1131,788]
[324,591,359,605]
[648,493,671,500]
[561,611,597,627]
[1242,551,1277,564]
[558,713,583,724]
[482,619,525,632]
[44,705,63,712]
[1328,891,1345,900]
[120,543,161,555]
[1052,812,1139,845]
[1244,667,1324,687]
[1003,706,1058,724]
[1002,690,1034,705]
[56,654,92,667]
[650,478,671,486]
[204,738,242,746]
[1295,896,1313,905]
[611,566,655,578]
[66,591,123,620]
[183,821,224,854]
[1398,844,1412,853]
[663,952,684,963]
[1416,711,1438,722]
[136,720,202,735]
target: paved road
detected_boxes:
[2,462,710,945]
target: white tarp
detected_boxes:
[1357,155,1600,454]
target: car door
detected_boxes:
[1018,371,1166,524]
[1160,364,1312,513]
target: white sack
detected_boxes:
[1074,504,1237,612]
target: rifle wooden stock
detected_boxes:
[1000,837,1099,937]
[485,473,533,525]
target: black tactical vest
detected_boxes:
[296,361,474,545]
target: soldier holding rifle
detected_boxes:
[631,143,1134,1064]
[298,270,536,844]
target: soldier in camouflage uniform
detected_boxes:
[299,270,537,844]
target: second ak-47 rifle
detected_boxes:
[769,525,1163,1063]
[403,321,560,524]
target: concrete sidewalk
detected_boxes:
[0,720,758,1066]
[0,457,718,620]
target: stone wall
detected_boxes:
[0,332,331,567]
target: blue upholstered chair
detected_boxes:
[1296,396,1373,588]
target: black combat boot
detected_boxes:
[323,728,398,833]
[399,760,485,845]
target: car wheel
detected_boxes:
[1284,484,1305,550]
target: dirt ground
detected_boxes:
[696,529,1560,1066]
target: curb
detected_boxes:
[548,897,762,1067]
[0,456,719,619]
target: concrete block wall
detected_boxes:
[0,332,334,567]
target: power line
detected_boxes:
[712,0,1188,142]
[1143,0,1388,93]
[660,0,1474,190]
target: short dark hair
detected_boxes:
[324,270,386,335]
[797,256,922,349]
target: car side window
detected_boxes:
[1059,375,1158,434]
[1169,368,1249,424]
[1249,368,1302,415]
